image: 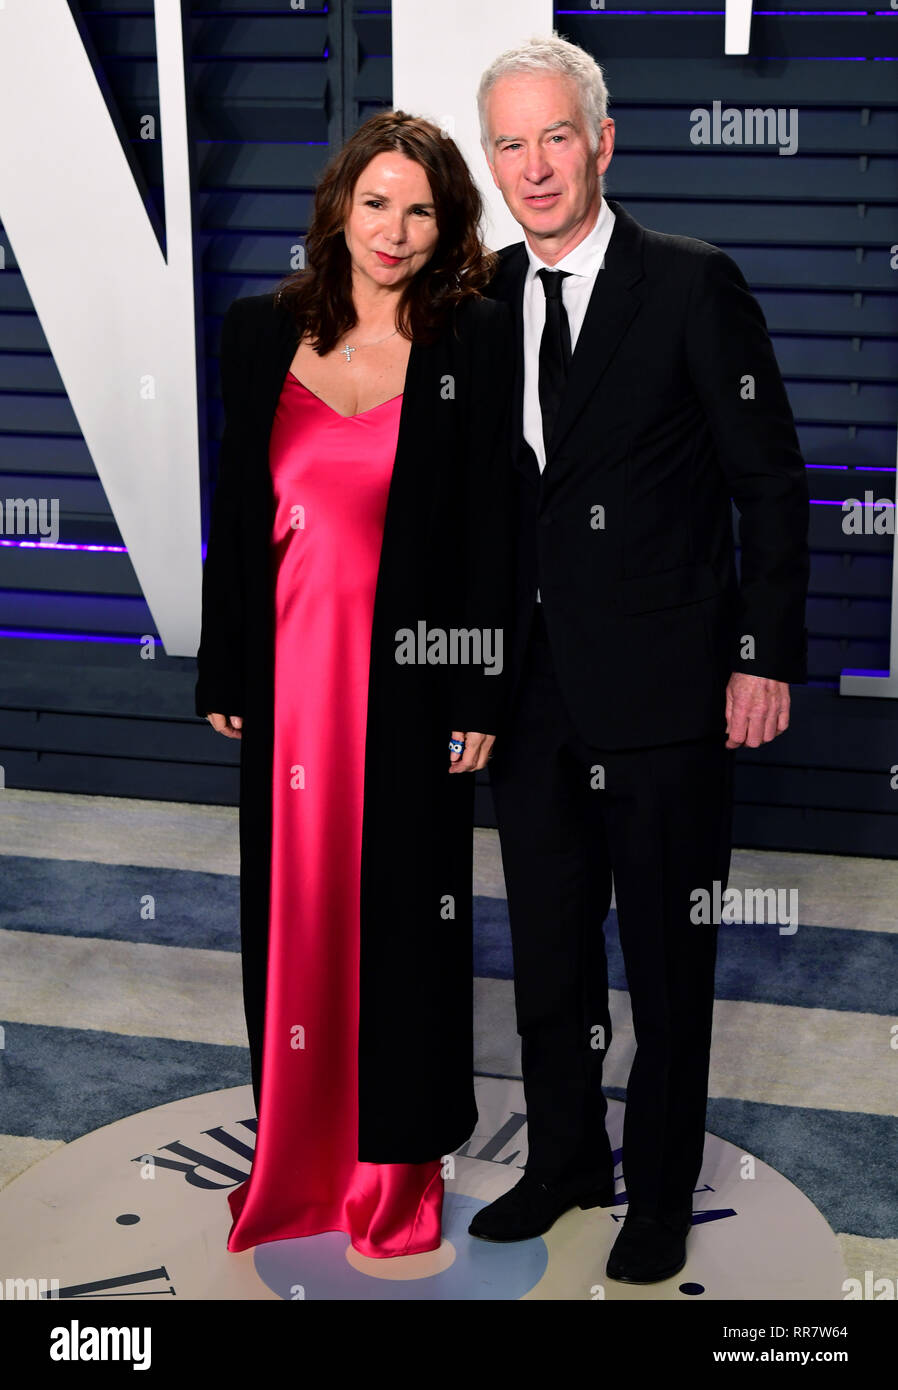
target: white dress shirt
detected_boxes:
[522,197,616,600]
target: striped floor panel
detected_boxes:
[1,788,895,1285]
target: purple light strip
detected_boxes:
[556,6,872,11]
[0,539,209,559]
[197,138,328,147]
[0,628,151,643]
[556,7,728,11]
[810,498,896,505]
[0,538,127,552]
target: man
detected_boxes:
[468,35,809,1283]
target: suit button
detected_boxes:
[539,515,553,526]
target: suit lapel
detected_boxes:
[491,245,540,483]
[263,293,301,441]
[545,200,646,467]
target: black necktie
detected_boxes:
[537,267,572,457]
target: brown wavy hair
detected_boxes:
[274,110,496,351]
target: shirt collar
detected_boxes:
[524,197,614,283]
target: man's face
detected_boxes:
[483,71,614,250]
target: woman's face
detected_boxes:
[343,152,440,294]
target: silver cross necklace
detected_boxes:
[338,328,399,363]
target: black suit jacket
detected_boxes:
[485,198,810,750]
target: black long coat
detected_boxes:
[195,290,515,1161]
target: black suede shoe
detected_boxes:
[468,1170,617,1242]
[605,1208,692,1283]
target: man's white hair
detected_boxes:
[477,33,610,155]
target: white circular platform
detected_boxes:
[0,1077,845,1300]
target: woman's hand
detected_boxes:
[448,730,494,773]
[206,713,243,740]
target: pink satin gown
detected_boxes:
[226,371,444,1258]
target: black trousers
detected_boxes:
[489,603,735,1218]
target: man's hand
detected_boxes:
[206,713,243,740]
[448,730,495,773]
[724,674,790,749]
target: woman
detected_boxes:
[194,111,514,1258]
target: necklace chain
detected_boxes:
[338,327,398,362]
[345,328,398,348]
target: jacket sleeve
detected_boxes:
[446,296,516,734]
[194,297,251,719]
[685,247,810,684]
